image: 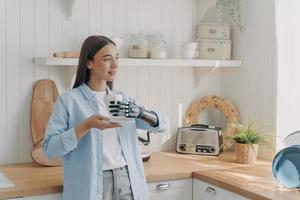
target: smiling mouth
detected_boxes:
[108,71,116,76]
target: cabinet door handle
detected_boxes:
[156,183,171,190]
[206,186,217,195]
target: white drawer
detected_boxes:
[4,193,62,200]
[23,193,62,200]
[148,179,192,200]
[193,179,234,200]
[234,193,250,200]
[5,198,23,200]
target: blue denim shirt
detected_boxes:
[44,84,169,200]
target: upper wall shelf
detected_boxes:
[34,57,242,68]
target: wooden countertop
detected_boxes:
[193,164,300,200]
[143,152,268,182]
[0,152,299,200]
[0,163,63,199]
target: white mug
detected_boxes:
[103,94,123,118]
[181,49,199,59]
[181,42,198,52]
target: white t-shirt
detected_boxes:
[92,90,127,170]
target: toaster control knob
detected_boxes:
[209,147,216,153]
[179,144,186,151]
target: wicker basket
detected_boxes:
[184,95,240,151]
[235,143,259,164]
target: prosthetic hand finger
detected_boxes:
[109,99,158,126]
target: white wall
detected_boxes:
[275,0,300,149]
[0,0,222,164]
[220,0,277,159]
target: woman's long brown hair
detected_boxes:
[72,35,116,89]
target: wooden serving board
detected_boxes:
[30,79,61,166]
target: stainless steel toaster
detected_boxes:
[176,124,223,156]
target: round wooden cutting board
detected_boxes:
[30,79,61,166]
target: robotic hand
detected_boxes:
[108,101,158,127]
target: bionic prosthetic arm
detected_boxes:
[109,101,158,127]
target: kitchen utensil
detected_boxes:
[30,79,62,166]
[138,130,151,162]
[31,140,61,166]
[272,131,300,189]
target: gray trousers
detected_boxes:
[103,166,134,200]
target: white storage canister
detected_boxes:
[197,39,231,60]
[197,23,230,40]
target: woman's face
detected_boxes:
[88,43,119,82]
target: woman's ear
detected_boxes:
[87,60,92,69]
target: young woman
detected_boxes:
[44,36,168,200]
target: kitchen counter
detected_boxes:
[0,163,63,199]
[143,151,268,182]
[193,164,300,200]
[0,152,298,199]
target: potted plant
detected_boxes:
[216,0,244,32]
[230,122,269,164]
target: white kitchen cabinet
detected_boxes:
[23,193,62,200]
[193,179,250,200]
[234,194,251,200]
[5,198,23,200]
[148,179,192,200]
[3,179,250,200]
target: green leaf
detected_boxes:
[227,121,270,145]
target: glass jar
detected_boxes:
[128,33,148,58]
[146,33,168,59]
